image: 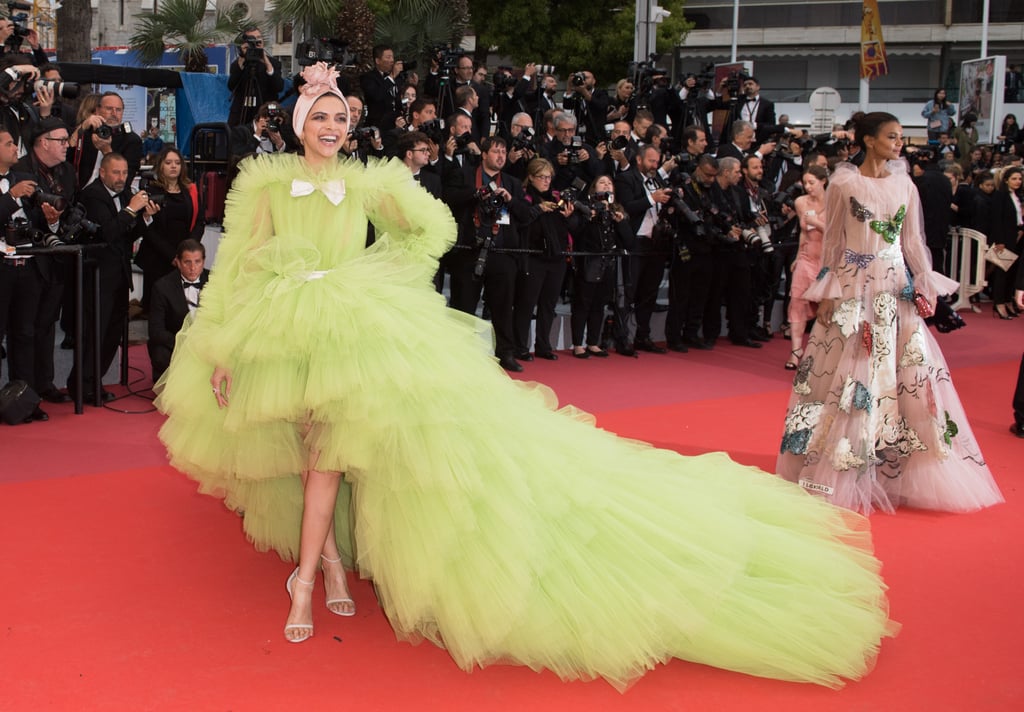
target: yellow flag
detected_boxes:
[860,0,889,80]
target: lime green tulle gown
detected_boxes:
[157,153,897,690]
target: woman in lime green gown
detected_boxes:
[157,64,896,690]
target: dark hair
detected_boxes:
[683,125,705,148]
[176,238,205,259]
[999,166,1023,192]
[740,153,762,171]
[697,154,718,171]
[1002,114,1018,134]
[154,146,192,189]
[409,98,435,116]
[447,112,471,133]
[38,62,60,76]
[396,130,429,160]
[932,88,947,107]
[481,136,507,152]
[852,112,899,152]
[974,170,995,187]
[372,44,392,61]
[802,164,829,185]
[454,85,476,106]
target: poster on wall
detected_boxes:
[958,56,1005,145]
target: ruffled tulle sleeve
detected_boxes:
[361,157,456,263]
[898,171,959,305]
[803,164,854,302]
[185,154,279,366]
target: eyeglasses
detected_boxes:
[44,136,70,144]
[533,174,553,180]
[412,148,431,153]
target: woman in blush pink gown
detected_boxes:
[786,165,829,369]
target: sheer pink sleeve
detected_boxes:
[803,165,853,302]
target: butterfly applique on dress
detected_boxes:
[869,205,906,245]
[850,197,874,222]
[844,249,876,269]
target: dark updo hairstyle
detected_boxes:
[852,112,900,152]
[802,163,829,187]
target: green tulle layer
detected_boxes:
[157,155,896,690]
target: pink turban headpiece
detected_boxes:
[291,62,350,136]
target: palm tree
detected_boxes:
[129,0,249,73]
[374,0,468,66]
[268,0,346,44]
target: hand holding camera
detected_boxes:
[8,179,35,200]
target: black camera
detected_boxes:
[430,44,466,78]
[562,135,584,164]
[24,186,68,213]
[571,72,587,88]
[7,217,43,246]
[395,59,417,87]
[56,204,100,243]
[137,177,166,207]
[94,121,133,141]
[475,181,508,221]
[493,68,516,91]
[418,119,445,146]
[33,79,80,100]
[295,38,358,69]
[609,135,630,152]
[351,126,380,144]
[555,178,589,216]
[4,2,31,48]
[721,70,747,97]
[243,36,265,63]
[510,126,535,152]
[264,102,285,133]
[453,131,473,154]
[663,179,706,240]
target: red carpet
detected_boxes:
[1,312,1022,710]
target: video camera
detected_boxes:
[493,67,516,92]
[720,69,748,98]
[242,35,264,64]
[418,119,445,146]
[295,38,358,69]
[430,44,465,79]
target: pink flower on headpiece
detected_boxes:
[300,62,341,97]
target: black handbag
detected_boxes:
[0,380,41,425]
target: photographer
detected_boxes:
[737,76,776,143]
[570,174,632,358]
[514,157,583,361]
[739,154,777,341]
[674,155,720,350]
[0,125,47,420]
[614,144,672,354]
[715,120,776,165]
[504,112,536,181]
[562,70,610,143]
[32,63,77,125]
[598,120,631,176]
[135,146,204,311]
[385,97,440,159]
[340,93,385,164]
[359,44,404,133]
[0,13,48,66]
[10,118,76,405]
[227,27,283,127]
[442,136,530,371]
[543,113,601,192]
[68,152,159,401]
[0,56,38,153]
[229,100,293,164]
[71,91,143,188]
[493,63,537,141]
[705,156,760,349]
[675,73,713,139]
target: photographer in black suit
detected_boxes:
[148,239,207,383]
[227,27,284,127]
[68,153,159,401]
[442,136,531,371]
[562,70,610,143]
[359,44,404,133]
[12,117,77,405]
[614,144,672,354]
[71,91,143,188]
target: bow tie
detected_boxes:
[290,178,346,205]
[412,173,420,182]
[182,280,202,289]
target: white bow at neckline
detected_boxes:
[290,178,346,205]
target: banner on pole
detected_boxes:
[860,0,889,80]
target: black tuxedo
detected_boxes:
[412,170,442,200]
[442,158,530,358]
[73,129,143,188]
[738,96,776,140]
[563,88,610,143]
[148,268,209,382]
[68,180,146,396]
[714,142,746,162]
[615,167,667,343]
[913,167,953,273]
[360,69,402,132]
[12,154,77,395]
